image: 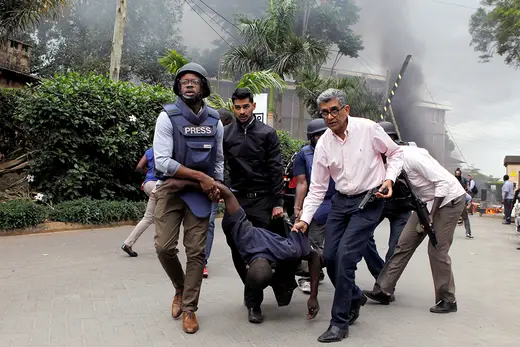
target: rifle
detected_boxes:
[359,186,389,210]
[400,171,438,249]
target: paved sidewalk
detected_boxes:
[1,215,519,347]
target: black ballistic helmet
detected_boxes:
[378,121,398,136]
[307,119,328,140]
[173,62,211,98]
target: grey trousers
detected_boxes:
[296,219,325,277]
[375,195,465,304]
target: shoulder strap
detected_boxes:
[207,107,220,120]
[163,103,182,117]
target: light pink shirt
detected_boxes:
[300,116,403,224]
[402,146,465,207]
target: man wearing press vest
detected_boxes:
[292,89,403,343]
[153,62,224,334]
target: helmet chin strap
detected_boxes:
[181,92,203,105]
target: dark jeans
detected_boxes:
[324,192,384,329]
[504,199,514,223]
[223,195,291,309]
[363,210,411,279]
[204,202,219,265]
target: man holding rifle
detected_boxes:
[363,143,466,314]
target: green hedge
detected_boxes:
[277,130,306,165]
[7,72,175,202]
[0,198,147,231]
[50,198,147,225]
[0,200,49,230]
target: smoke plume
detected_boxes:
[356,0,445,161]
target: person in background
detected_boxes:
[121,147,158,257]
[502,174,514,225]
[454,168,471,234]
[462,193,474,238]
[203,108,236,278]
[293,119,334,294]
[363,121,413,284]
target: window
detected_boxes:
[10,40,18,49]
[22,45,29,52]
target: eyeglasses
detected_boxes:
[179,79,202,86]
[320,105,346,119]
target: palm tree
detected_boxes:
[296,69,382,121]
[0,0,67,41]
[159,49,287,111]
[221,0,329,129]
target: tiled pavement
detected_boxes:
[1,216,519,347]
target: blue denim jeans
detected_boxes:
[324,193,384,329]
[204,202,219,265]
[363,210,411,279]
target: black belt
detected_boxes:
[338,191,368,199]
[233,191,270,198]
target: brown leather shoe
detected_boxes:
[171,291,183,319]
[182,311,199,334]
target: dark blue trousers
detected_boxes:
[324,193,384,329]
[363,210,411,279]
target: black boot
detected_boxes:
[429,300,457,313]
[248,307,264,323]
[362,289,391,305]
[317,325,348,343]
[348,293,367,325]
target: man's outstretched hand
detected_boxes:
[307,296,320,319]
[200,175,216,193]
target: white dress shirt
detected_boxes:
[402,146,465,207]
[300,116,403,224]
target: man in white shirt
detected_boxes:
[363,145,466,314]
[292,88,403,343]
[502,174,515,224]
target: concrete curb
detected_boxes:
[0,214,226,236]
[0,221,138,236]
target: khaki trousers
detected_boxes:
[376,194,465,304]
[124,181,157,247]
[154,187,209,312]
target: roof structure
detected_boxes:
[504,156,520,166]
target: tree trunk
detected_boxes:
[297,97,306,139]
[109,0,127,81]
[274,91,283,130]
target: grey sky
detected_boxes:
[180,0,520,177]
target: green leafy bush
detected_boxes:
[277,130,306,165]
[50,198,146,225]
[14,72,175,202]
[0,200,48,230]
[0,88,31,156]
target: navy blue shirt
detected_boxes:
[222,208,310,265]
[292,146,336,224]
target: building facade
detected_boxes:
[0,39,38,88]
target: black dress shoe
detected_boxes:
[348,293,367,325]
[121,244,138,257]
[317,325,348,343]
[248,308,264,323]
[430,300,457,313]
[362,289,391,305]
